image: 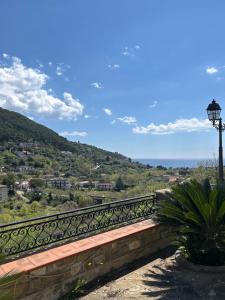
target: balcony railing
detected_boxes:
[0,194,156,258]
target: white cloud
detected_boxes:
[0,55,84,120]
[2,53,9,59]
[111,120,116,125]
[84,114,91,119]
[149,100,158,108]
[91,82,103,89]
[56,66,63,76]
[122,46,131,56]
[206,67,218,74]
[122,50,131,56]
[56,63,70,76]
[117,116,137,125]
[103,108,112,116]
[60,130,88,137]
[108,64,120,70]
[48,61,52,66]
[122,45,140,57]
[133,118,211,135]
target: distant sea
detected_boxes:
[134,159,206,168]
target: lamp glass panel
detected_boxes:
[215,109,221,119]
[207,109,221,121]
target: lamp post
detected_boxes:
[206,99,225,184]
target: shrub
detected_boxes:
[158,179,225,266]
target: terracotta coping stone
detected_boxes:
[0,220,158,276]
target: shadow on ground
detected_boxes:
[142,263,200,299]
[62,245,225,300]
[62,246,177,299]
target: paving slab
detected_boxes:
[75,248,225,300]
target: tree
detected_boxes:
[48,192,53,203]
[69,192,74,201]
[115,177,124,191]
[156,165,167,170]
[192,158,218,183]
[106,155,111,162]
[2,173,15,195]
[31,189,42,201]
[29,178,45,189]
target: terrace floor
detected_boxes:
[74,247,225,300]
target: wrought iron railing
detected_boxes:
[0,194,156,258]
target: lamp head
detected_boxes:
[206,99,221,123]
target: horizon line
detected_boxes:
[132,157,215,160]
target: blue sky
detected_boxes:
[0,1,225,158]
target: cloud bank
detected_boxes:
[133,118,211,135]
[0,55,84,120]
[117,116,137,125]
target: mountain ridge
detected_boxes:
[0,107,126,158]
[0,107,144,175]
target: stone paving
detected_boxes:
[77,247,225,300]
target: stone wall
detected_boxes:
[0,221,174,300]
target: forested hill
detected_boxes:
[0,107,143,172]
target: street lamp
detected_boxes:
[206,99,225,184]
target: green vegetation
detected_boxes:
[159,179,225,266]
[115,177,124,191]
[0,107,190,224]
[0,270,20,300]
[0,107,145,176]
[0,173,169,223]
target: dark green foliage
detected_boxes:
[2,173,15,188]
[158,179,225,266]
[69,192,74,201]
[48,192,53,204]
[29,178,45,189]
[115,177,124,191]
[2,173,15,195]
[31,189,42,201]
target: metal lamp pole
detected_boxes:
[218,118,224,182]
[206,99,225,184]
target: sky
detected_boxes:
[1,0,225,159]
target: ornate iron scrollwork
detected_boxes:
[0,195,156,258]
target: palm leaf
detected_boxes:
[157,179,225,265]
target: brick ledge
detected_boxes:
[0,220,158,276]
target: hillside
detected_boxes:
[0,107,145,176]
[0,107,123,158]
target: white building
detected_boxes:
[0,185,8,201]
